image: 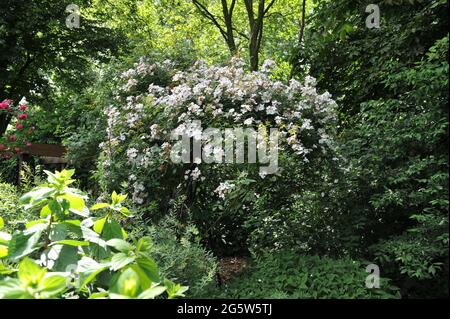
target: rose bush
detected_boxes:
[0,98,33,159]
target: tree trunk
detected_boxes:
[222,0,237,55]
[289,0,307,79]
[0,111,11,138]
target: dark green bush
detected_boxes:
[0,181,32,232]
[207,251,400,299]
[144,216,218,298]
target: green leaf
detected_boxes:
[90,203,110,211]
[45,244,79,272]
[164,279,188,299]
[50,199,67,220]
[19,187,55,206]
[77,257,109,289]
[25,219,46,229]
[102,220,124,240]
[50,240,89,247]
[93,217,107,235]
[8,227,45,261]
[136,256,160,283]
[106,239,133,252]
[38,274,67,298]
[137,285,167,299]
[89,291,109,299]
[0,278,29,299]
[119,207,131,217]
[111,191,119,204]
[110,253,135,271]
[0,217,4,230]
[18,258,46,286]
[40,204,52,218]
[114,268,139,297]
[0,245,8,258]
[59,192,85,210]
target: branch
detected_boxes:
[264,0,276,16]
[244,0,255,26]
[192,0,228,40]
[298,0,306,45]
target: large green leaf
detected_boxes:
[8,227,45,261]
[77,257,110,289]
[19,187,55,207]
[18,258,46,286]
[102,220,124,240]
[0,278,29,299]
[90,203,110,211]
[137,285,167,299]
[0,245,8,258]
[113,268,139,297]
[110,252,135,271]
[45,244,79,272]
[136,256,160,283]
[51,240,89,247]
[38,273,68,298]
[93,217,107,235]
[106,239,132,253]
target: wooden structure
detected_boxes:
[17,143,68,185]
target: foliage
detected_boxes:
[1,0,448,300]
[297,0,448,123]
[287,0,449,298]
[207,251,400,299]
[0,181,30,232]
[0,169,187,299]
[371,214,449,298]
[143,215,218,298]
[0,0,126,137]
[95,56,338,254]
[0,98,33,158]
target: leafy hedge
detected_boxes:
[207,251,400,299]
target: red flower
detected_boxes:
[16,123,23,129]
[18,113,28,120]
[9,135,15,142]
[0,144,5,151]
[0,102,7,110]
[19,104,27,111]
[14,147,21,153]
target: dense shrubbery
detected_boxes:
[207,251,400,299]
[0,181,23,232]
[0,170,188,299]
[93,56,338,254]
[144,216,217,297]
[1,0,448,300]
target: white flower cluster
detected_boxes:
[100,56,338,204]
[214,181,236,199]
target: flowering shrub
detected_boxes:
[97,57,339,253]
[0,98,33,159]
